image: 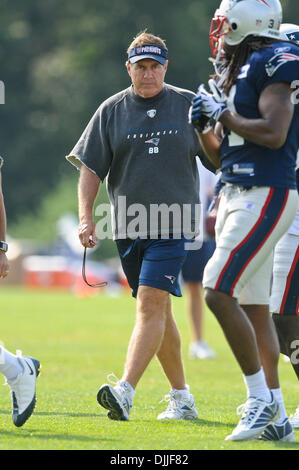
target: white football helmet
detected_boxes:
[280,23,299,43]
[210,0,282,57]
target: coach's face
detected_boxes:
[126,58,168,99]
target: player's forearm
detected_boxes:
[197,129,221,169]
[78,165,101,223]
[220,110,288,149]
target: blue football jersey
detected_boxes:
[220,41,299,188]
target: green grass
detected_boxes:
[0,286,298,450]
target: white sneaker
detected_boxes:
[289,407,299,428]
[225,393,279,441]
[5,353,40,427]
[97,374,133,421]
[189,341,216,360]
[157,388,198,420]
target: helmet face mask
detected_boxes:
[209,0,282,57]
[210,15,232,58]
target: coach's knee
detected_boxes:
[137,286,169,322]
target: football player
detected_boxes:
[0,156,40,427]
[190,0,299,441]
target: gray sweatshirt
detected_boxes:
[66,83,202,239]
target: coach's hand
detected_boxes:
[79,218,98,248]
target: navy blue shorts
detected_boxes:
[181,238,216,283]
[116,237,194,298]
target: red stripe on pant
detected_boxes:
[280,243,299,315]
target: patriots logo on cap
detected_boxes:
[265,51,299,77]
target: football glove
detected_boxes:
[208,78,227,103]
[189,97,213,134]
[194,84,228,122]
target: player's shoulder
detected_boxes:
[164,83,196,103]
[250,40,299,64]
[247,41,299,81]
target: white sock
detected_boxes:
[119,380,135,400]
[0,347,23,381]
[172,386,190,399]
[243,368,271,402]
[271,388,287,423]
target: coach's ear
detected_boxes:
[126,60,131,77]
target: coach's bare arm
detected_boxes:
[220,82,294,149]
[78,165,100,248]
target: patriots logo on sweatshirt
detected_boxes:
[145,138,160,146]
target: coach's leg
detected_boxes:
[121,286,169,389]
[205,288,261,375]
[185,281,204,343]
[155,296,198,421]
[242,305,280,389]
[156,296,186,390]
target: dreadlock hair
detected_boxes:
[222,36,273,94]
[221,35,299,95]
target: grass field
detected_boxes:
[0,286,298,451]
